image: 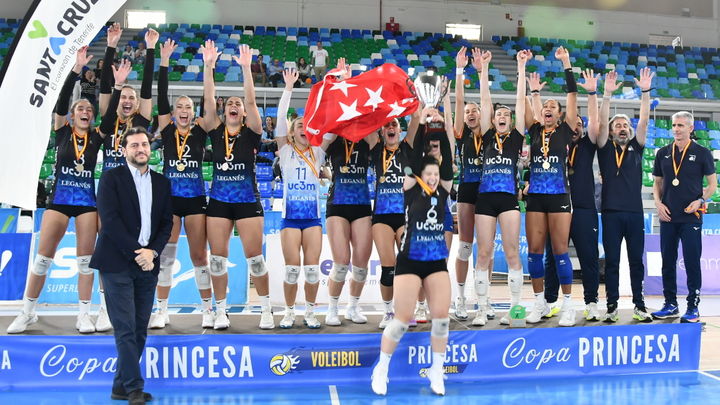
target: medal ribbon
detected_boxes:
[671,140,691,181]
[72,128,88,161]
[344,139,356,166]
[382,146,398,176]
[175,128,191,161]
[224,125,240,160]
[541,127,555,160]
[473,134,482,162]
[414,175,437,196]
[113,117,132,151]
[613,141,627,174]
[293,143,319,178]
[568,144,578,168]
[495,131,510,155]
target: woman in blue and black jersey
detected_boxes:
[200,41,272,330]
[147,39,213,330]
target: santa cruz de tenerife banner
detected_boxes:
[0,0,127,209]
[0,324,701,389]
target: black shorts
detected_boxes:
[172,196,207,217]
[206,198,264,220]
[475,192,520,217]
[47,204,97,218]
[525,193,572,213]
[395,255,448,279]
[372,213,405,233]
[326,204,372,223]
[457,182,480,204]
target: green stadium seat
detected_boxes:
[149,150,162,165]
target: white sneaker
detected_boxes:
[379,312,394,329]
[486,298,496,319]
[201,309,215,328]
[426,366,446,396]
[325,306,341,326]
[471,305,487,326]
[260,308,275,330]
[95,306,112,332]
[414,305,428,323]
[345,306,368,324]
[279,310,295,329]
[500,315,510,325]
[304,312,321,329]
[455,297,468,320]
[7,312,38,334]
[214,309,230,330]
[149,310,169,329]
[76,312,96,333]
[371,364,389,395]
[559,301,576,327]
[584,302,600,321]
[527,297,550,324]
[544,301,562,318]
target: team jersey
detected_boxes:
[399,184,450,261]
[528,121,574,194]
[568,136,597,210]
[51,125,103,206]
[279,143,326,219]
[326,137,371,206]
[161,124,207,198]
[371,141,412,215]
[208,124,261,203]
[458,124,485,183]
[478,128,524,194]
[102,114,150,171]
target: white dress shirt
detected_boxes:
[128,164,153,246]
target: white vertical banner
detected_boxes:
[0,0,127,209]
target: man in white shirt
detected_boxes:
[312,41,329,80]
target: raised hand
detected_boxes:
[75,45,94,68]
[335,57,351,79]
[144,28,159,49]
[455,46,468,69]
[527,72,546,92]
[106,22,122,48]
[554,46,570,62]
[634,67,655,92]
[160,38,177,62]
[603,70,621,95]
[232,44,253,68]
[199,39,218,68]
[112,59,132,85]
[517,49,531,65]
[283,68,299,90]
[579,69,599,93]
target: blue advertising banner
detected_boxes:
[701,214,720,235]
[0,233,32,300]
[0,208,19,233]
[0,323,700,390]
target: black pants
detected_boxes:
[602,210,646,307]
[660,221,703,309]
[544,207,600,304]
[101,269,157,394]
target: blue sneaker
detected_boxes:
[651,303,679,319]
[680,307,700,323]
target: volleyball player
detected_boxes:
[7,48,125,334]
[371,115,455,397]
[324,59,376,326]
[148,39,212,329]
[201,41,271,329]
[472,49,529,326]
[275,69,327,329]
[524,47,579,327]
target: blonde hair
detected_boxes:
[287,117,303,144]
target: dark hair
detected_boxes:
[121,127,152,147]
[420,155,440,172]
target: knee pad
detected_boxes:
[457,241,472,262]
[77,255,93,276]
[380,266,395,287]
[382,319,409,343]
[351,265,368,283]
[329,264,349,283]
[160,243,178,270]
[209,255,228,277]
[247,255,268,277]
[528,253,545,279]
[194,266,211,290]
[508,268,523,295]
[555,253,573,285]
[473,269,489,297]
[157,265,173,287]
[31,255,53,276]
[284,265,301,284]
[431,318,450,338]
[304,265,320,284]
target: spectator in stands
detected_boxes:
[80,68,98,112]
[216,96,225,117]
[94,59,104,82]
[121,44,135,63]
[311,42,329,79]
[134,42,147,65]
[251,53,268,86]
[261,116,277,153]
[297,57,311,85]
[268,59,284,87]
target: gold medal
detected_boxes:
[542,161,551,170]
[75,163,84,172]
[672,178,680,187]
[474,158,481,166]
[379,176,386,183]
[177,162,186,172]
[671,141,691,188]
[71,128,88,173]
[221,162,229,171]
[340,166,349,174]
[568,168,574,176]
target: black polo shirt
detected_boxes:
[652,140,714,223]
[598,137,644,213]
[568,135,597,210]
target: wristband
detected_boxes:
[455,67,464,76]
[587,91,597,96]
[530,90,540,94]
[641,88,653,93]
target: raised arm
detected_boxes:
[556,46,578,129]
[474,48,493,135]
[233,44,262,135]
[515,50,530,134]
[98,60,132,137]
[527,72,545,125]
[634,67,654,146]
[438,119,454,193]
[276,69,299,150]
[598,70,620,148]
[157,39,177,132]
[138,28,159,121]
[454,46,469,138]
[443,85,455,151]
[199,39,220,132]
[54,46,93,130]
[99,23,122,115]
[579,69,599,143]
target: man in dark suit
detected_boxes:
[91,127,173,405]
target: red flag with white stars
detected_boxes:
[303,63,419,146]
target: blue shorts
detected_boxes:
[281,218,322,231]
